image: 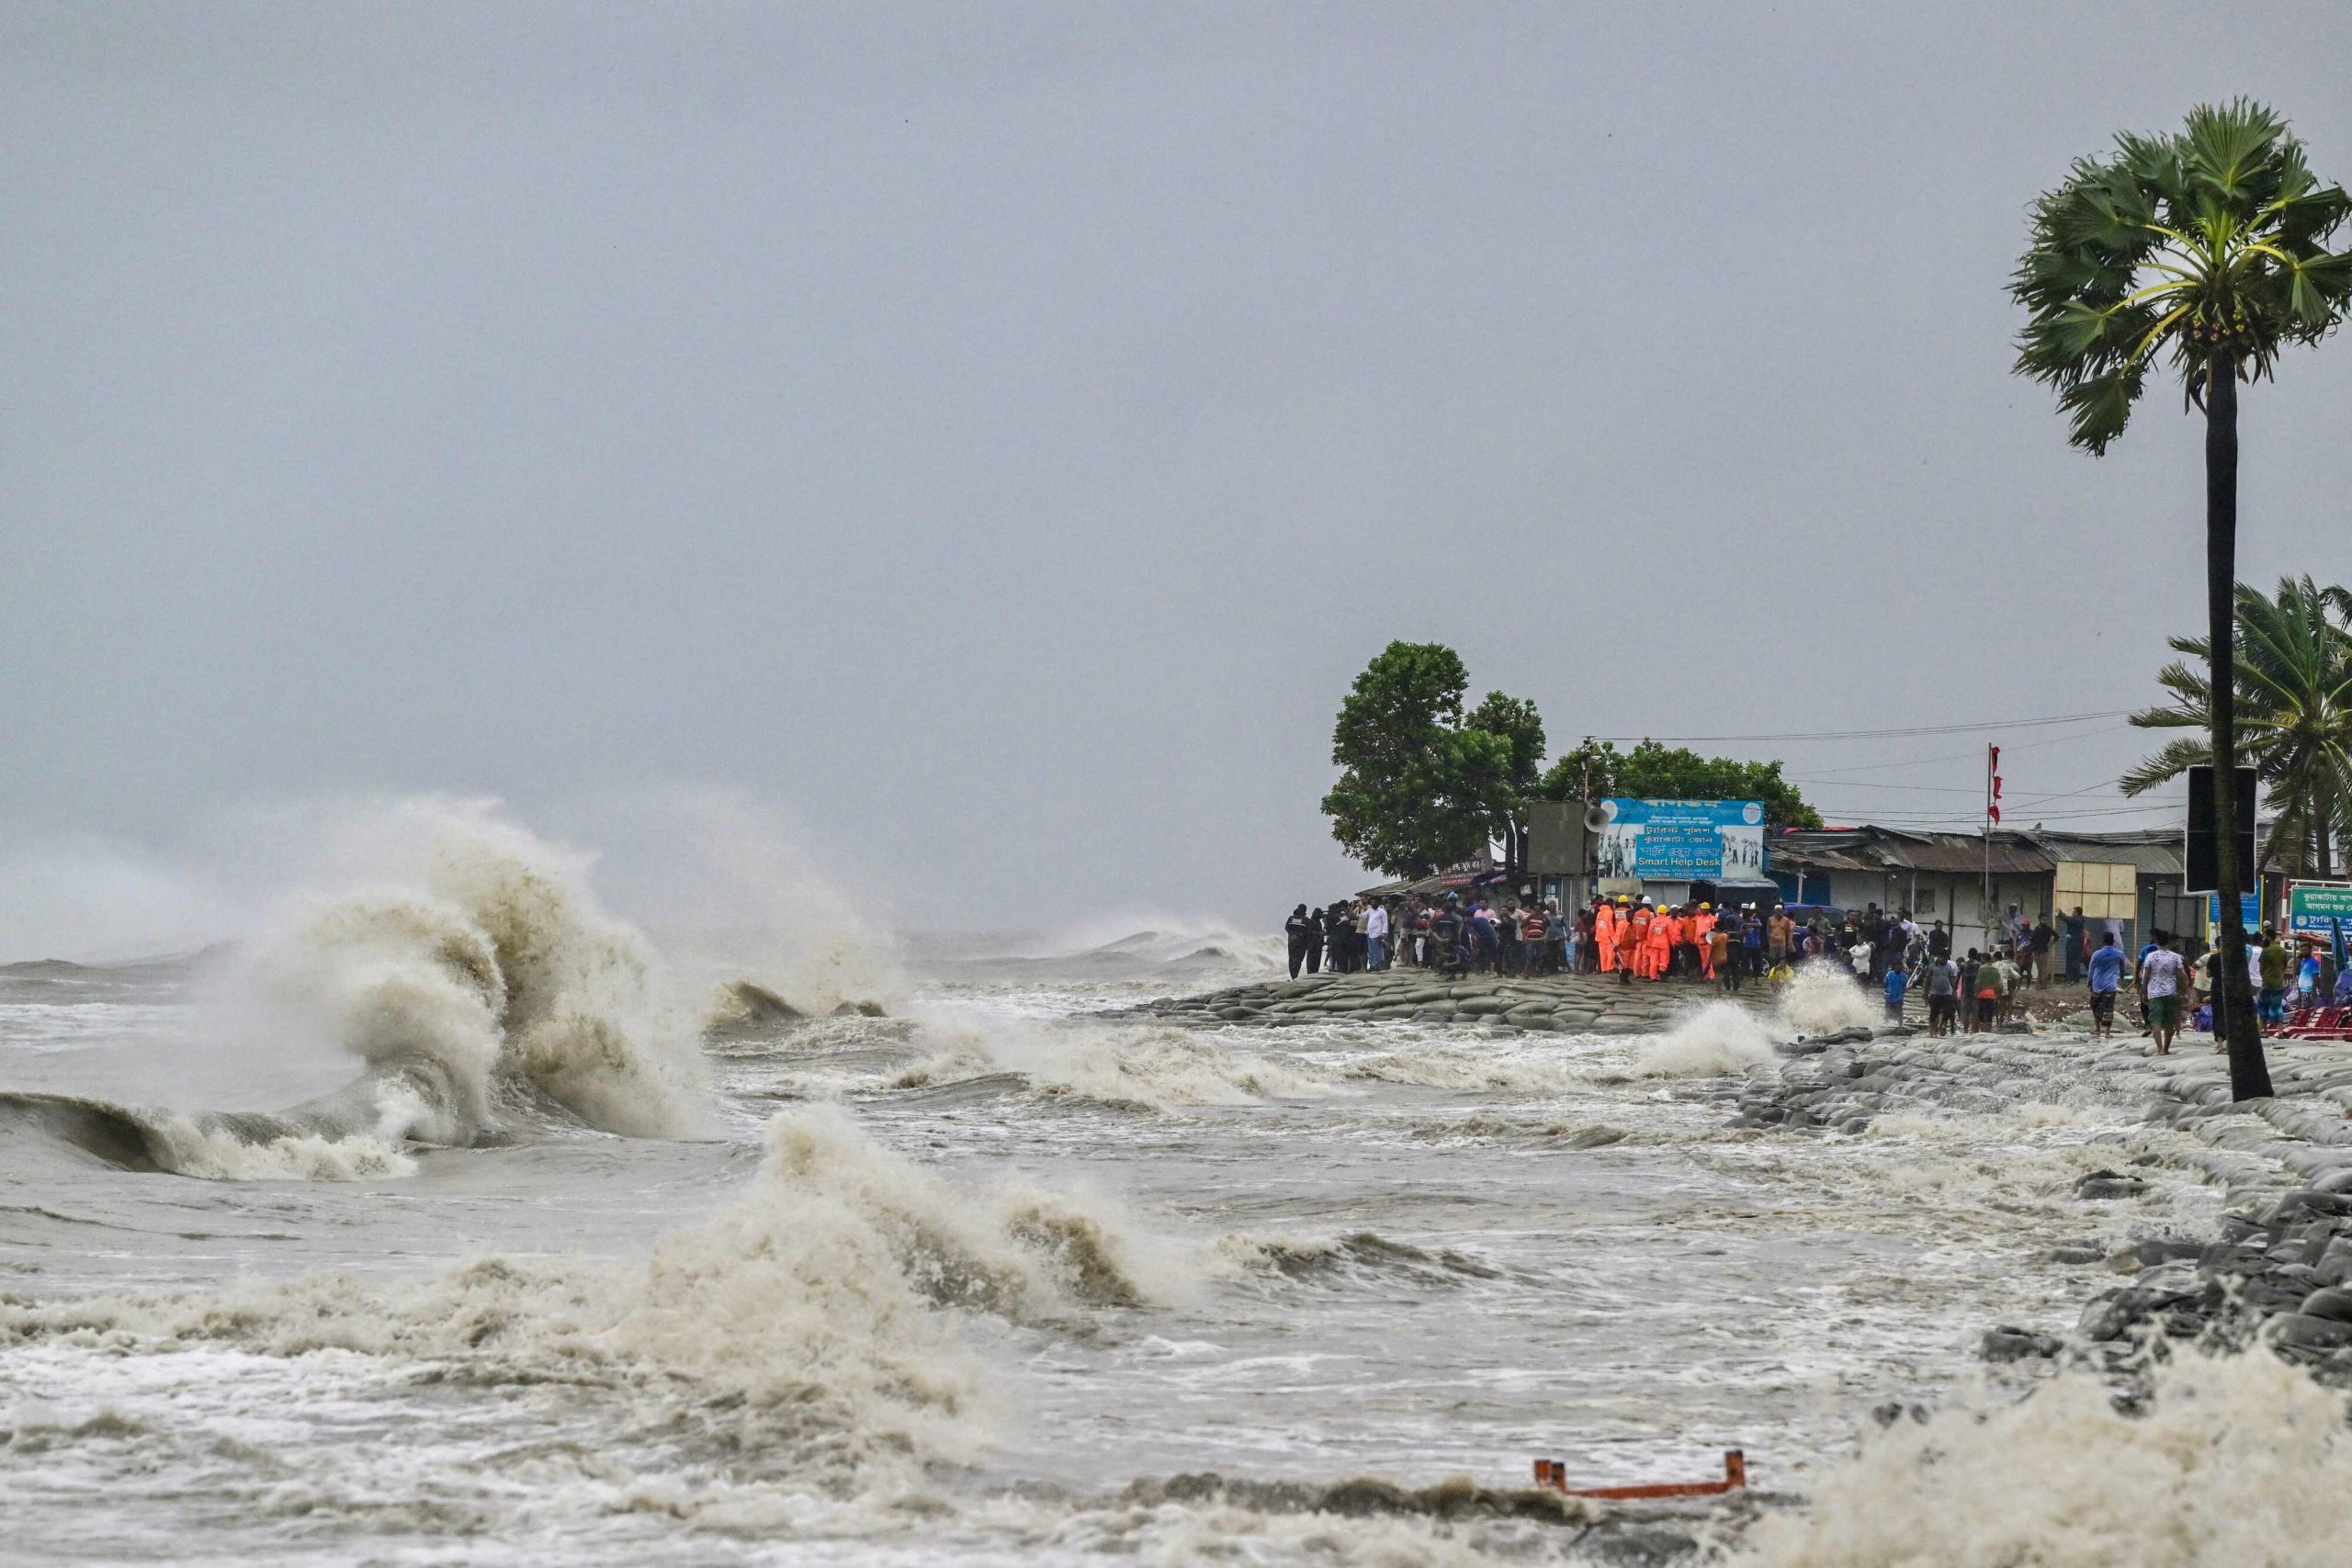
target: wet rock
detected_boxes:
[2299,1286,2352,1324]
[2199,1242,2271,1275]
[2314,1238,2352,1285]
[2132,1237,2204,1268]
[2045,1244,2107,1266]
[2269,1188,2352,1224]
[2270,1313,2352,1351]
[1982,1327,2064,1362]
[2075,1170,2150,1201]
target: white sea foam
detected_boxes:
[898,1012,1334,1109]
[1777,960,1880,1034]
[141,1121,418,1180]
[1636,1000,1781,1077]
[997,912,1290,977]
[0,1107,1155,1467]
[223,799,709,1142]
[1738,1348,2352,1567]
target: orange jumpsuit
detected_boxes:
[1646,914,1673,979]
[1625,910,1653,976]
[1694,912,1718,978]
[1595,905,1618,973]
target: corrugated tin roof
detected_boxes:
[2021,829,2187,877]
[1773,828,2053,875]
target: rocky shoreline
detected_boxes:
[1729,1026,2352,1386]
[1100,970,2352,1556]
[1107,970,1773,1033]
[1125,970,2352,1384]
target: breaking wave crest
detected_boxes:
[0,1090,421,1181]
[1776,961,1879,1035]
[1213,1229,1508,1286]
[1636,1000,1781,1077]
[243,805,708,1140]
[5,803,725,1178]
[1737,1348,2352,1566]
[894,1014,1332,1110]
[0,1107,1156,1467]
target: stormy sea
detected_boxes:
[6,802,2348,1566]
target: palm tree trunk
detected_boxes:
[2208,355,2271,1100]
[2318,784,2335,879]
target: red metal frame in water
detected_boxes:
[1532,1450,1747,1499]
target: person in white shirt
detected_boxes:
[2139,931,2188,1055]
[1366,902,1390,972]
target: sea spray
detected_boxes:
[897,1010,1333,1109]
[1020,913,1290,974]
[556,787,912,1019]
[1737,1348,2352,1567]
[1636,1000,1780,1077]
[212,800,709,1145]
[0,1106,1158,1464]
[1778,960,1879,1035]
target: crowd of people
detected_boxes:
[1283,890,2352,1051]
[1285,893,1569,978]
[1283,891,1930,995]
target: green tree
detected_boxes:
[1537,739,1822,829]
[2120,577,2352,877]
[1321,643,1544,880]
[2013,99,2352,1100]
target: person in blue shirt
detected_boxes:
[1882,963,1907,1023]
[2086,933,2128,1039]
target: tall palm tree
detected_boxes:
[2121,577,2352,878]
[2014,101,2352,1100]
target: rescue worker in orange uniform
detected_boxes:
[1623,903,1652,983]
[1694,905,1718,980]
[1595,899,1618,974]
[1645,905,1673,980]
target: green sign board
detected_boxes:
[2288,882,2352,937]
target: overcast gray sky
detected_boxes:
[5,2,2350,953]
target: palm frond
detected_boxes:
[2120,737,2211,795]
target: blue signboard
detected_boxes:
[2207,893,2263,929]
[1596,798,1767,882]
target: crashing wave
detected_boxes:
[1736,1347,2352,1566]
[1,806,711,1179]
[1777,960,1881,1035]
[892,1013,1333,1111]
[0,1106,1157,1466]
[1636,1000,1781,1077]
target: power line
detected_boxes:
[1587,710,2133,746]
[1828,803,2180,828]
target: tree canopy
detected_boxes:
[1320,643,1544,880]
[1536,739,1822,829]
[2011,99,2352,454]
[1321,646,1823,878]
[2120,576,2352,876]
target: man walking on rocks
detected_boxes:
[2139,931,2186,1055]
[2086,931,2127,1039]
[1925,951,1958,1035]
